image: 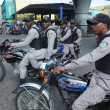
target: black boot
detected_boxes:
[20,79,25,85]
[71,55,75,59]
[12,79,25,94]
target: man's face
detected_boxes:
[91,23,107,35]
[26,21,33,29]
[42,21,51,28]
[61,24,67,29]
[70,23,75,29]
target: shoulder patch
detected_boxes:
[99,41,108,48]
[78,31,81,34]
[48,33,53,38]
[28,33,31,37]
[67,30,71,33]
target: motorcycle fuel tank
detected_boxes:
[57,72,88,92]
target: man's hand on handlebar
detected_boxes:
[57,39,61,42]
[44,59,48,62]
[54,66,66,74]
[18,38,22,42]
[5,43,11,47]
[73,41,76,45]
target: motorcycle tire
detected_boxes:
[15,87,53,110]
[0,61,6,82]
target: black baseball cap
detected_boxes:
[70,19,75,24]
[24,15,34,22]
[60,20,67,25]
[87,13,110,26]
[42,16,51,22]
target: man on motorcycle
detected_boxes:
[6,15,44,93]
[7,16,57,93]
[69,20,82,59]
[57,20,72,58]
[41,16,57,62]
[29,16,57,66]
[54,13,110,110]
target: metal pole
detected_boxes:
[60,6,63,20]
[14,0,17,23]
[41,14,43,20]
[49,12,51,19]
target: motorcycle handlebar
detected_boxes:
[12,39,19,43]
[6,45,10,48]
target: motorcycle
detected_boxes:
[57,42,81,59]
[15,58,110,110]
[9,28,13,35]
[0,39,64,81]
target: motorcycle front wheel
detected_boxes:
[0,61,6,82]
[15,87,52,110]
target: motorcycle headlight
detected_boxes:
[40,62,47,70]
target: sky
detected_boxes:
[0,0,110,7]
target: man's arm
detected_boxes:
[45,30,56,60]
[11,28,39,47]
[65,37,110,70]
[75,29,82,44]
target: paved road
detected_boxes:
[0,34,96,110]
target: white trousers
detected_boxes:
[19,48,46,79]
[72,69,110,110]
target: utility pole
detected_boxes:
[14,0,17,23]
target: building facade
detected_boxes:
[88,9,100,17]
[1,0,101,26]
[0,5,1,21]
[90,5,110,17]
[1,0,44,25]
[1,0,15,25]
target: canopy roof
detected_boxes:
[16,3,74,14]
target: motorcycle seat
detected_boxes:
[51,52,64,58]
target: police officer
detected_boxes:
[54,13,110,110]
[41,16,57,62]
[28,16,57,71]
[6,15,43,93]
[58,20,72,58]
[29,16,57,66]
[69,20,81,58]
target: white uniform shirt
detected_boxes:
[65,30,110,70]
[44,26,57,60]
[11,24,39,48]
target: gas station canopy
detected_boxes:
[16,3,74,14]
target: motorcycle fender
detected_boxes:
[20,83,54,110]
